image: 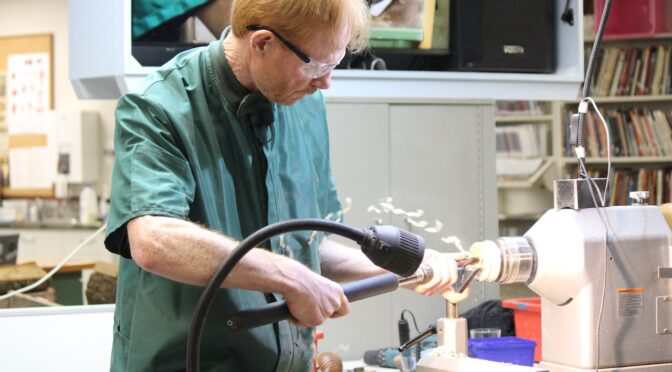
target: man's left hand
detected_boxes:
[408,249,470,303]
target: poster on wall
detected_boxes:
[6,52,50,134]
[5,52,54,189]
[0,70,6,131]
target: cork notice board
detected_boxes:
[0,34,54,198]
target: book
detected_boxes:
[418,0,437,49]
[637,47,652,95]
[661,47,671,95]
[656,168,664,205]
[495,124,548,158]
[612,111,623,156]
[645,47,658,95]
[601,49,619,96]
[609,50,625,97]
[639,111,659,156]
[626,48,642,96]
[653,111,672,155]
[430,0,450,50]
[616,48,634,96]
[630,55,643,96]
[651,46,666,95]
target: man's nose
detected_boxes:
[311,71,332,90]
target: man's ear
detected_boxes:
[249,30,273,55]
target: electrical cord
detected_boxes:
[580,173,618,372]
[400,309,422,362]
[576,0,612,166]
[186,218,425,372]
[561,0,575,26]
[575,96,615,372]
[186,219,369,372]
[0,224,107,302]
[577,0,611,366]
[573,2,614,365]
[575,97,612,208]
[577,66,615,372]
[401,309,421,334]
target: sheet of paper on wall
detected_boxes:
[6,53,50,134]
[0,71,6,132]
[8,146,56,189]
[8,148,31,189]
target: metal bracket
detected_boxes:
[656,296,672,335]
[659,267,672,279]
[554,178,608,210]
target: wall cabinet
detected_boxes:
[320,98,498,358]
[4,226,114,266]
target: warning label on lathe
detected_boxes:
[617,288,643,318]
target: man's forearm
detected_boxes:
[128,215,305,294]
[318,237,387,282]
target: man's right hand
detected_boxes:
[282,269,350,327]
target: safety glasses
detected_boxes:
[246,24,341,79]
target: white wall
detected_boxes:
[0,0,116,195]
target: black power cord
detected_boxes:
[186,218,425,372]
[561,0,574,26]
[573,0,613,179]
[400,309,422,362]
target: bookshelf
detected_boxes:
[494,101,558,235]
[557,31,672,206]
[495,21,672,216]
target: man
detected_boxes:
[106,0,466,370]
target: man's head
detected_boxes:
[229,0,370,105]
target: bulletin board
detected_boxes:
[0,33,54,198]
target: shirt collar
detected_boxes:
[207,27,274,127]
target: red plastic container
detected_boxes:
[502,298,541,362]
[593,0,671,39]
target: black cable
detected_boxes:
[186,219,370,372]
[401,309,421,334]
[561,0,574,26]
[401,309,422,362]
[577,0,613,171]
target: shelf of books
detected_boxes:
[495,101,556,235]
[584,40,672,98]
[562,166,672,206]
[552,30,672,207]
[559,106,672,206]
[495,101,554,186]
[561,108,672,159]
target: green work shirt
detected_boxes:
[105,30,342,371]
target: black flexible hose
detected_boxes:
[186,219,369,372]
[577,0,613,157]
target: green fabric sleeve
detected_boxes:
[105,92,196,258]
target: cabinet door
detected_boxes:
[14,229,65,264]
[11,228,115,265]
[389,103,499,325]
[323,102,396,358]
[322,101,499,359]
[61,230,114,264]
